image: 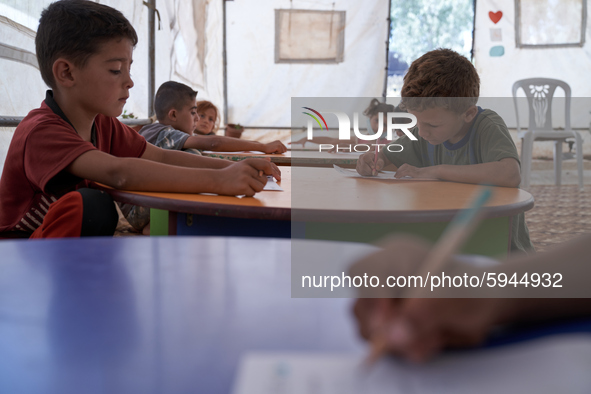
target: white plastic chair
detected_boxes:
[512,78,584,189]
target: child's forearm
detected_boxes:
[430,158,520,187]
[213,137,265,152]
[118,160,225,192]
[67,150,229,194]
[493,233,591,323]
[157,146,231,169]
[68,148,275,197]
[186,135,263,152]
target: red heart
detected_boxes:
[489,11,502,24]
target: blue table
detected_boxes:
[0,236,365,394]
[1,237,590,394]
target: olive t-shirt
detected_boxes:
[384,108,533,253]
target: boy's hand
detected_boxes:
[262,141,288,154]
[356,151,386,176]
[218,158,279,197]
[253,157,282,181]
[268,160,282,181]
[349,236,502,362]
[394,163,436,179]
[352,297,501,363]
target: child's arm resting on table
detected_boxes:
[394,157,521,187]
[183,135,287,154]
[142,142,281,180]
[143,142,281,181]
[142,141,231,169]
[66,148,278,197]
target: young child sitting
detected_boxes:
[0,0,279,239]
[139,83,287,155]
[357,49,533,253]
[194,100,220,136]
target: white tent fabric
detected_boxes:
[474,0,591,128]
[0,0,224,119]
[2,0,588,168]
[225,0,389,128]
[0,0,225,175]
[0,4,47,116]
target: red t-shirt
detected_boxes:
[0,98,147,233]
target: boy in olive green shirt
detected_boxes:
[357,49,533,252]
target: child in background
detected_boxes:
[125,82,286,233]
[194,100,219,135]
[0,0,278,239]
[139,85,287,155]
[356,49,533,253]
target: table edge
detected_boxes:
[94,184,534,223]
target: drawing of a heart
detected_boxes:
[489,11,502,24]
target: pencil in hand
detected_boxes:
[364,186,494,366]
[372,144,379,176]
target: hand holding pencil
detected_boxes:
[371,137,389,176]
[356,150,386,177]
[349,187,495,364]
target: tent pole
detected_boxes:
[148,0,156,117]
[382,0,392,98]
[222,0,229,126]
[471,0,476,62]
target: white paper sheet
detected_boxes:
[333,165,437,181]
[232,335,591,394]
[263,176,283,191]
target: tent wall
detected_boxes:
[474,0,591,128]
[0,3,51,117]
[225,0,389,128]
[1,0,224,175]
[0,0,223,119]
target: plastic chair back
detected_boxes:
[512,78,571,134]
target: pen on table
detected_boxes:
[364,186,494,366]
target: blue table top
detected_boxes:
[2,236,590,394]
[0,236,365,394]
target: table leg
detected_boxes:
[176,213,291,238]
[150,208,170,236]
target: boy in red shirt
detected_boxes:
[0,0,278,238]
